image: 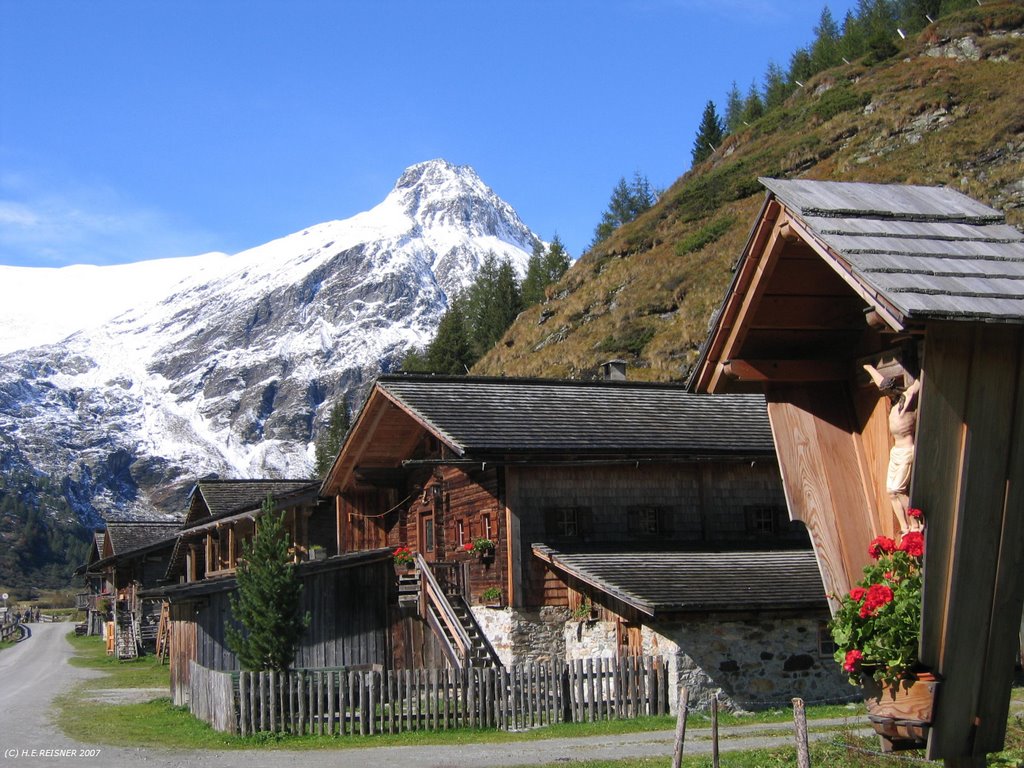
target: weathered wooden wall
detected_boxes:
[169,601,198,706]
[507,463,790,608]
[914,322,1024,760]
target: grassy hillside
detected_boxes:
[475,3,1024,382]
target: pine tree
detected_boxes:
[522,235,570,306]
[763,61,790,110]
[226,498,308,672]
[466,253,523,357]
[789,47,814,85]
[591,173,655,247]
[741,81,764,124]
[723,81,745,134]
[425,293,474,374]
[811,7,843,72]
[691,100,724,165]
[314,395,351,477]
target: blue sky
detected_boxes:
[0,1,856,268]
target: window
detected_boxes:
[456,519,465,547]
[745,505,783,536]
[544,506,590,538]
[627,506,663,537]
[818,621,837,658]
[422,514,435,554]
[483,514,492,541]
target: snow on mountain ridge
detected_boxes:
[0,159,540,524]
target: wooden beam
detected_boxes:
[722,359,848,383]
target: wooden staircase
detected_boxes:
[411,555,501,670]
[114,600,138,659]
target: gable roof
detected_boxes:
[533,545,826,616]
[102,521,181,557]
[324,375,775,493]
[378,375,773,456]
[761,177,1024,324]
[186,479,319,527]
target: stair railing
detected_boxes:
[415,553,473,669]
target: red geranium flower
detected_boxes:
[843,649,863,672]
[859,583,895,617]
[898,531,924,558]
[868,536,897,559]
[907,507,923,519]
[849,586,867,602]
[463,543,474,552]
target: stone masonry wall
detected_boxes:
[472,605,570,667]
[563,615,851,712]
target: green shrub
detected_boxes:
[675,215,737,256]
[812,86,871,122]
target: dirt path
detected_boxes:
[0,624,871,767]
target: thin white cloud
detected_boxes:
[0,171,219,267]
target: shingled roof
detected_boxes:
[761,177,1024,323]
[375,375,775,458]
[186,479,319,527]
[534,545,827,616]
[104,521,181,557]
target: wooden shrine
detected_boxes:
[690,177,1024,765]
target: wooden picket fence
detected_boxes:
[190,655,669,735]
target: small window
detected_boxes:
[818,621,837,658]
[456,519,465,547]
[544,506,590,538]
[627,506,662,536]
[424,518,434,553]
[483,514,492,541]
[745,505,782,536]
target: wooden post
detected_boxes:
[711,697,720,768]
[793,697,811,768]
[671,687,689,768]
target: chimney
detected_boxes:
[601,359,627,381]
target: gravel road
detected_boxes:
[0,623,869,768]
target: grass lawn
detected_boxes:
[57,633,1024,763]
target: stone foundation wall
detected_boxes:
[472,605,569,667]
[562,615,850,712]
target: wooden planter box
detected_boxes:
[862,672,940,752]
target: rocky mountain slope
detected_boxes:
[0,159,540,532]
[475,4,1024,382]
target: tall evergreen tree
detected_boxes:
[425,293,474,374]
[811,6,843,71]
[723,81,745,134]
[763,61,790,110]
[522,235,570,306]
[226,499,308,672]
[314,395,350,477]
[691,100,724,165]
[789,47,815,85]
[466,253,523,357]
[591,173,656,247]
[741,80,765,124]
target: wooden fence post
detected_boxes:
[671,687,689,768]
[711,697,720,768]
[793,697,811,768]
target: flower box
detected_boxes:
[862,671,939,752]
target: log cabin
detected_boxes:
[80,521,180,658]
[690,178,1024,763]
[156,479,392,705]
[321,373,850,708]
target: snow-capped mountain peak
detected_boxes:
[0,160,540,525]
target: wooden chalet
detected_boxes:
[691,178,1024,762]
[75,531,109,636]
[321,374,847,706]
[158,479,392,706]
[81,521,181,658]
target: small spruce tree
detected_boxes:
[225,498,308,672]
[314,395,351,477]
[691,100,724,165]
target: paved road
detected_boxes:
[0,624,870,768]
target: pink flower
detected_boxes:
[843,649,863,672]
[868,536,897,559]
